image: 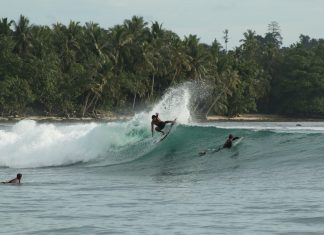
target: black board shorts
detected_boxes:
[157,122,166,130]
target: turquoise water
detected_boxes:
[1,86,324,235]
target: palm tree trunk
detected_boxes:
[151,74,155,98]
[132,93,137,111]
[82,92,91,117]
[205,91,224,117]
[171,69,178,85]
[82,93,97,117]
[193,102,200,113]
[91,97,99,117]
[87,94,97,113]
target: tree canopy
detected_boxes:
[0,16,323,118]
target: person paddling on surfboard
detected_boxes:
[2,173,22,184]
[199,134,240,156]
[223,134,240,149]
[151,113,175,136]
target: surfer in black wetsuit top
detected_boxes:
[223,134,240,148]
[1,173,22,184]
[151,113,175,136]
[198,134,240,156]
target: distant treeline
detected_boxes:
[0,15,324,117]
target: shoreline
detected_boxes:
[1,114,324,123]
[0,114,133,123]
[206,114,324,122]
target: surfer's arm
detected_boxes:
[233,137,240,140]
[155,113,162,122]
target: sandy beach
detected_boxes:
[206,114,324,122]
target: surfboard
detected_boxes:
[232,137,243,146]
[198,147,221,156]
[156,119,177,143]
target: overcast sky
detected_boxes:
[1,0,323,48]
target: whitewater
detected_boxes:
[1,84,324,235]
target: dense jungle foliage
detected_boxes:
[0,15,323,117]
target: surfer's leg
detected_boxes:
[158,122,166,130]
[155,126,165,135]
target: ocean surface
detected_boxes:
[1,85,324,235]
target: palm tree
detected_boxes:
[210,39,222,62]
[84,22,109,60]
[0,18,14,36]
[168,38,191,85]
[81,76,107,117]
[150,21,164,40]
[106,25,132,73]
[240,30,258,58]
[119,16,151,108]
[52,21,82,71]
[29,25,53,58]
[13,15,32,56]
[123,16,148,39]
[183,34,209,80]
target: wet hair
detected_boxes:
[152,115,156,119]
[229,134,233,138]
[17,173,22,179]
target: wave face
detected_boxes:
[0,83,324,170]
[0,84,192,168]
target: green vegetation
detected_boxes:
[0,16,324,118]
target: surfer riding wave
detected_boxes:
[151,113,176,136]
